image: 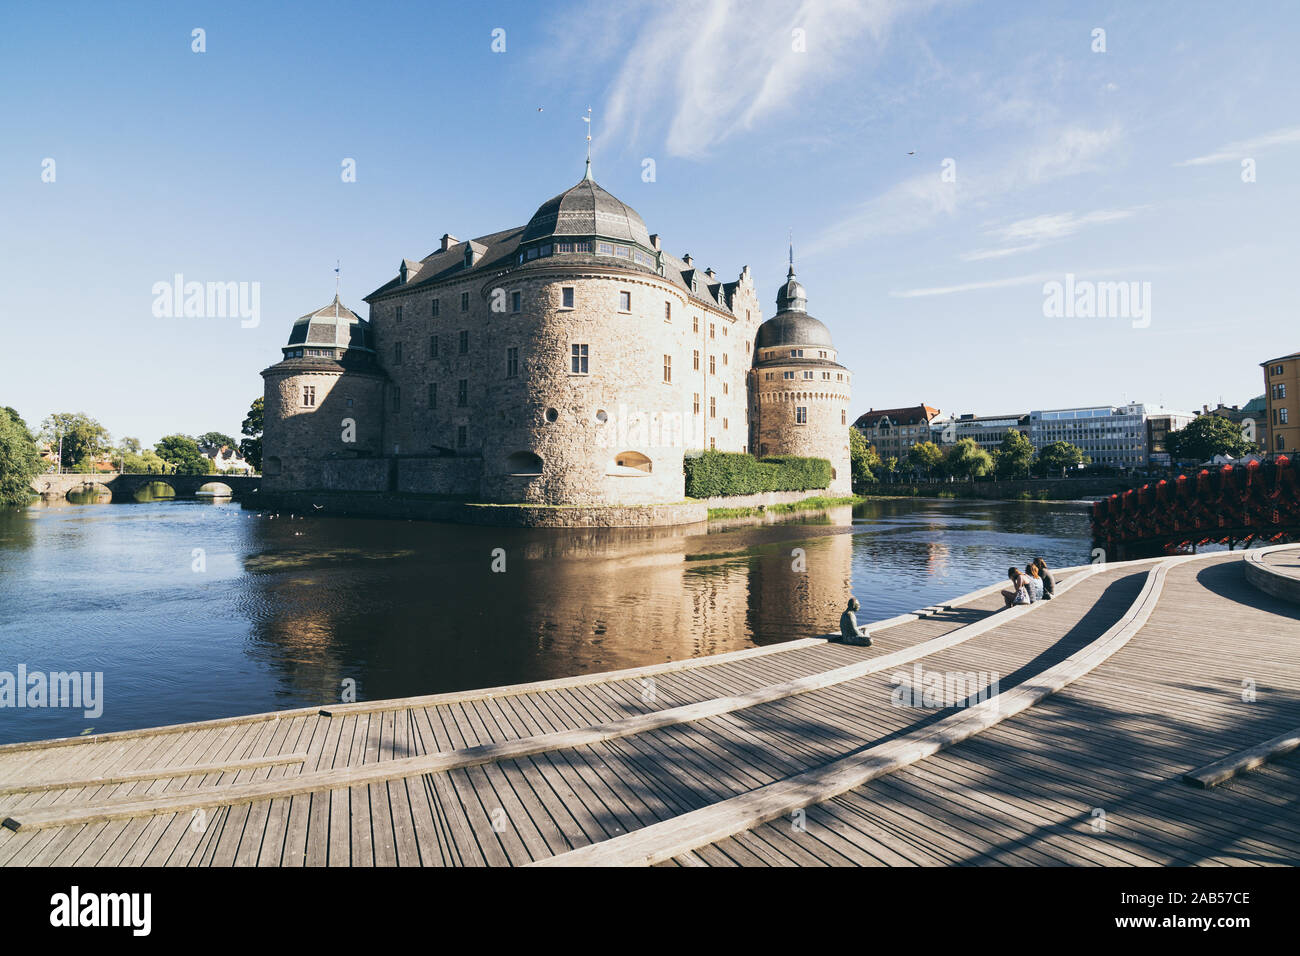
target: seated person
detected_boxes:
[1001,567,1031,607]
[839,597,872,646]
[1034,557,1055,599]
[1023,562,1044,602]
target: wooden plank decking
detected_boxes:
[1,549,1296,867]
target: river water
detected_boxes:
[0,495,1093,744]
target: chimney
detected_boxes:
[705,267,715,279]
[648,234,661,251]
[683,253,693,266]
[441,233,458,252]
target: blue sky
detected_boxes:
[2,0,1297,445]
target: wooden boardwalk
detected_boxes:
[2,548,1297,867]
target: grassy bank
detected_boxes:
[707,495,866,520]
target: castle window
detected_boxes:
[561,287,575,309]
[302,385,316,407]
[693,316,699,333]
[796,406,808,425]
[394,342,403,364]
[723,417,728,430]
[458,426,467,447]
[610,451,652,475]
[457,379,468,406]
[723,353,729,366]
[430,335,439,358]
[664,302,672,323]
[842,410,847,425]
[511,291,521,313]
[745,342,751,354]
[597,242,613,255]
[723,382,729,395]
[556,241,573,253]
[783,371,794,380]
[615,245,631,259]
[459,330,469,354]
[431,299,440,317]
[346,398,353,407]
[803,371,813,380]
[693,393,700,415]
[663,354,672,383]
[461,292,470,311]
[505,451,543,476]
[693,350,700,371]
[619,291,631,312]
[710,397,716,418]
[709,323,715,339]
[709,356,716,375]
[393,387,401,412]
[464,247,474,268]
[710,437,715,450]
[822,372,831,380]
[571,343,589,374]
[526,247,539,260]
[429,383,437,407]
[574,241,591,253]
[506,347,519,378]
[1282,408,1291,424]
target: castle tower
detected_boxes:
[749,264,852,495]
[260,295,388,489]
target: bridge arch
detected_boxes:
[64,481,112,503]
[196,481,235,497]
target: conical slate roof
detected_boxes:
[285,295,373,352]
[520,169,653,248]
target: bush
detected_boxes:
[684,451,832,498]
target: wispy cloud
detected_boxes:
[959,207,1140,261]
[562,0,940,160]
[1175,125,1300,166]
[892,263,1162,299]
[804,124,1122,256]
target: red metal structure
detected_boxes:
[1091,457,1299,558]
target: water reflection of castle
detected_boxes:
[241,512,857,704]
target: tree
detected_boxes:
[39,412,111,471]
[849,429,879,491]
[122,449,169,474]
[120,437,142,455]
[994,429,1035,479]
[945,438,993,482]
[1165,414,1254,463]
[0,407,42,506]
[884,456,898,481]
[197,431,239,454]
[240,397,264,472]
[1036,441,1089,477]
[906,441,945,482]
[155,434,208,476]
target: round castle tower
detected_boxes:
[749,265,852,495]
[260,295,388,489]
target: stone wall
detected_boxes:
[261,361,386,492]
[396,457,481,496]
[365,259,762,506]
[751,356,852,497]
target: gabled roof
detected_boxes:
[853,405,941,429]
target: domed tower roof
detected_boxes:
[520,164,654,249]
[283,295,373,355]
[775,265,808,313]
[756,264,834,349]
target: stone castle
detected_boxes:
[261,163,852,507]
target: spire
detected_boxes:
[333,260,341,316]
[788,230,796,278]
[582,106,593,180]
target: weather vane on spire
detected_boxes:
[788,229,795,276]
[582,106,593,180]
[334,259,341,297]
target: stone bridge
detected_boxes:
[31,472,261,501]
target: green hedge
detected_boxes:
[684,451,832,498]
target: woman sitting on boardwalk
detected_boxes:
[1002,567,1031,607]
[1034,557,1055,600]
[1023,562,1044,602]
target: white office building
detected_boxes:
[1028,403,1195,470]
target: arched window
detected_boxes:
[609,451,652,475]
[505,451,543,476]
